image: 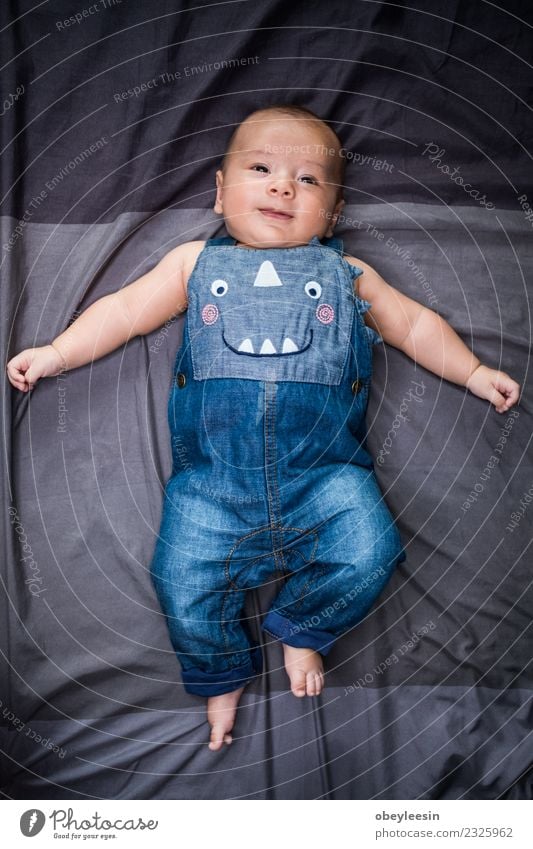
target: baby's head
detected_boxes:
[214,104,346,249]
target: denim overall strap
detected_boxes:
[205,236,235,246]
[309,234,344,254]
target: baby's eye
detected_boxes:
[211,279,228,297]
[299,175,318,185]
[305,281,322,299]
[251,164,269,173]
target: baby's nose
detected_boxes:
[268,178,294,196]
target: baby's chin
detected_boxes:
[237,240,308,249]
[230,231,326,250]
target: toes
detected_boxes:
[209,727,223,751]
[291,669,307,697]
[206,688,244,750]
[307,671,323,696]
[209,725,233,751]
[290,670,324,698]
[283,645,325,697]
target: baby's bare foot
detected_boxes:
[282,644,324,697]
[207,686,245,751]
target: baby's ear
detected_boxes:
[214,169,224,214]
[326,198,345,236]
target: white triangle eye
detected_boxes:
[305,280,322,299]
[211,279,228,297]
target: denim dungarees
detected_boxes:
[150,234,406,697]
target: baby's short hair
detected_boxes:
[221,103,346,200]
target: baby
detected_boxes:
[7,104,520,753]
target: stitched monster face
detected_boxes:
[188,247,357,385]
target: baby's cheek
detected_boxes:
[202,304,219,325]
[316,303,334,324]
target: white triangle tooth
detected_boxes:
[260,338,276,354]
[253,260,283,287]
[282,337,298,353]
[238,338,254,353]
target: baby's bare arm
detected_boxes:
[346,255,479,383]
[50,243,192,371]
[7,242,200,391]
[345,255,520,411]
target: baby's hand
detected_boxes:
[465,365,520,413]
[6,345,66,392]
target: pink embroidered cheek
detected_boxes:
[202,304,219,325]
[316,303,334,324]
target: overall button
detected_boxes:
[351,378,364,395]
[176,372,186,388]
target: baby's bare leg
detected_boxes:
[282,644,324,697]
[207,686,246,751]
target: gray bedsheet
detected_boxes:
[1,0,531,799]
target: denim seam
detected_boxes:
[264,382,285,572]
[222,524,273,664]
[337,269,356,381]
[271,526,321,612]
[296,528,320,608]
[271,388,287,573]
[220,587,234,659]
[224,526,282,590]
[293,558,327,611]
[281,526,320,563]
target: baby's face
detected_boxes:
[214,117,345,249]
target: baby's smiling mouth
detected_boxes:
[223,330,313,356]
[259,208,294,220]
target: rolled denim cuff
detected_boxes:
[181,644,263,697]
[262,610,335,656]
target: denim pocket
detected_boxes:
[188,247,356,386]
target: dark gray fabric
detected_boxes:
[2,685,532,799]
[1,0,532,799]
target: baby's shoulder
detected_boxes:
[341,254,388,303]
[342,253,373,274]
[178,240,206,283]
[156,240,205,288]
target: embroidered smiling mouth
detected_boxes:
[223,329,313,357]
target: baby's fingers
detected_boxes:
[8,376,29,392]
[491,375,520,413]
[6,350,41,391]
[494,374,520,411]
[489,389,507,413]
[6,360,29,391]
